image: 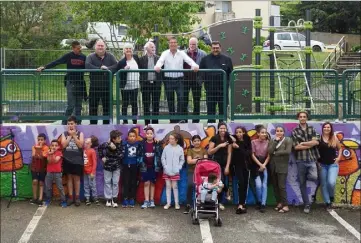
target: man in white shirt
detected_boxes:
[154,37,199,123]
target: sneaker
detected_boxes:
[255,202,261,210]
[122,199,129,208]
[60,201,67,208]
[106,200,112,207]
[128,199,135,208]
[260,205,266,213]
[326,203,333,211]
[183,204,191,214]
[75,199,81,207]
[149,200,155,208]
[219,203,225,211]
[175,204,180,210]
[30,199,38,205]
[112,199,118,208]
[44,199,51,206]
[304,204,311,214]
[85,199,91,206]
[330,197,334,203]
[37,200,44,207]
[141,201,149,209]
[67,198,74,206]
[163,204,171,209]
[94,199,100,206]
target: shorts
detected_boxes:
[63,161,84,176]
[162,174,180,181]
[31,171,46,182]
[141,168,156,183]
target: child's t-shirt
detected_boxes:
[47,150,63,173]
[123,141,140,165]
[84,148,97,175]
[187,147,207,172]
[31,145,49,172]
[144,141,155,168]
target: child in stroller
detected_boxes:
[200,173,223,204]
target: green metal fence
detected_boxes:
[230,69,340,120]
[1,69,113,123]
[114,69,227,124]
[343,69,361,120]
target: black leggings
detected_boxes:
[122,164,138,200]
[186,170,194,205]
[218,165,229,202]
[235,166,250,205]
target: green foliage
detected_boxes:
[252,37,266,47]
[0,2,87,49]
[351,45,361,53]
[266,106,284,112]
[273,1,361,34]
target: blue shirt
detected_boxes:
[123,141,141,165]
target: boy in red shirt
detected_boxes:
[30,133,49,206]
[45,139,67,207]
[84,136,99,206]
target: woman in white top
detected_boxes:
[111,43,140,124]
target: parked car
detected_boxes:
[263,32,326,52]
[60,39,88,49]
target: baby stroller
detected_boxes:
[190,159,222,227]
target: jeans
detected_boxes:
[103,169,120,200]
[122,164,138,200]
[141,80,161,125]
[200,189,217,203]
[84,174,97,200]
[255,169,268,205]
[62,82,83,125]
[164,78,185,122]
[45,172,65,201]
[121,89,138,124]
[320,163,339,204]
[297,160,318,205]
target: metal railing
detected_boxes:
[322,36,346,70]
[342,69,361,120]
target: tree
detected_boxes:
[273,1,361,34]
[69,1,203,56]
[0,2,87,49]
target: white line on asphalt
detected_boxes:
[329,209,361,241]
[18,206,47,243]
[199,219,214,243]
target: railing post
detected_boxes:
[115,70,120,124]
[305,9,312,114]
[255,9,261,113]
[0,70,3,124]
[269,16,275,114]
[223,70,228,122]
[108,70,114,124]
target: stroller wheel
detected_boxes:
[191,212,199,225]
[214,218,222,227]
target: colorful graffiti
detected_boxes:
[0,122,359,206]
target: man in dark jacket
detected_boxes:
[199,41,233,123]
[138,41,163,125]
[85,40,117,125]
[37,41,86,125]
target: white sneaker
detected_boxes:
[219,203,225,211]
[175,204,180,210]
[163,204,171,209]
[112,200,118,208]
[106,200,112,207]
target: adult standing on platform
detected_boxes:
[85,40,117,125]
[183,37,206,123]
[139,41,163,125]
[37,41,86,125]
[199,41,233,124]
[154,37,199,123]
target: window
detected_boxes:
[118,26,128,36]
[292,33,306,41]
[215,1,231,12]
[277,33,291,41]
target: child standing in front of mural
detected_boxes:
[318,122,342,210]
[140,127,163,209]
[162,133,185,210]
[83,136,100,206]
[98,130,124,208]
[45,139,67,207]
[61,116,85,207]
[251,125,270,213]
[122,129,143,208]
[30,133,49,206]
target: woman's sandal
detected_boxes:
[278,207,289,213]
[274,205,283,211]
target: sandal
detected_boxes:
[278,207,289,213]
[274,204,283,211]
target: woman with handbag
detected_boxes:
[268,126,292,213]
[251,125,270,213]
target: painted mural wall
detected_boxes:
[0,122,360,206]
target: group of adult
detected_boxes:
[37,37,233,125]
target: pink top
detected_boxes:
[251,139,269,158]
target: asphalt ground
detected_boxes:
[1,199,360,243]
